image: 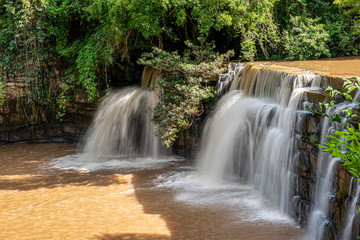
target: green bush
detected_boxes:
[138,42,233,147]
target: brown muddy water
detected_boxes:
[0,144,305,240]
[253,56,360,78]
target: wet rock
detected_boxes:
[47,125,63,137]
[305,90,327,103]
[172,117,204,159]
[0,132,9,142]
[334,163,351,194]
[9,128,32,142]
[329,77,346,92]
[298,177,314,202]
[35,126,47,139]
[300,115,318,134]
[64,124,76,135]
[298,199,311,227]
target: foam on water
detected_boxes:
[50,154,181,172]
[154,170,298,225]
[51,152,299,226]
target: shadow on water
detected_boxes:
[94,163,305,240]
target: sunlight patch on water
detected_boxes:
[0,173,171,239]
[0,174,34,180]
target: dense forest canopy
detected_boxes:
[0,0,359,143]
[1,0,359,86]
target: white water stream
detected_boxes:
[306,107,343,240]
[342,179,360,240]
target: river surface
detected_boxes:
[0,144,305,240]
[253,56,360,78]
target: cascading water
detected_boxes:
[307,98,360,240]
[50,61,359,239]
[202,63,360,239]
[196,64,320,215]
[306,107,344,240]
[80,88,167,160]
[51,66,174,172]
[342,179,360,240]
[79,66,169,162]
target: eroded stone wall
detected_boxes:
[293,105,359,240]
[0,87,96,144]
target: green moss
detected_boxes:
[336,190,348,200]
[309,134,319,145]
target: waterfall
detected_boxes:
[217,64,245,96]
[306,107,343,240]
[342,179,360,240]
[73,62,359,238]
[306,96,360,240]
[197,64,319,215]
[80,67,168,161]
[201,63,360,239]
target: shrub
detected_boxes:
[138,42,233,147]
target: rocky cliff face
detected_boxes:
[0,85,96,144]
[294,109,359,240]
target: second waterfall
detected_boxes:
[196,64,321,215]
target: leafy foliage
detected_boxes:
[0,0,60,122]
[138,42,233,147]
[323,126,360,179]
[275,0,359,58]
[335,0,360,14]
